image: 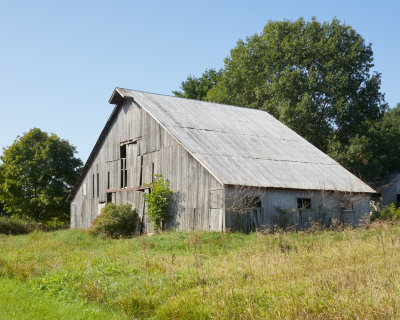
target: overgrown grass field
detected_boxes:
[1,224,400,319]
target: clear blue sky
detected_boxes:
[1,0,399,163]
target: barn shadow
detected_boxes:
[167,191,186,230]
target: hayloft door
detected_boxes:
[120,142,138,188]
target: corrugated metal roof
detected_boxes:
[115,88,374,193]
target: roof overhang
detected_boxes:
[109,88,125,105]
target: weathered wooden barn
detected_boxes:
[67,88,375,232]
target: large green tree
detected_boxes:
[0,128,82,222]
[173,69,221,101]
[208,18,387,153]
[176,18,391,181]
[328,104,400,181]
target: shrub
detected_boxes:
[144,174,173,231]
[89,203,139,238]
[0,216,40,235]
[371,203,400,221]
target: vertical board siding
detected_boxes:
[70,100,223,231]
[225,186,370,232]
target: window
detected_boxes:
[297,198,311,209]
[120,145,127,188]
[96,173,99,198]
[107,171,110,190]
[245,196,262,208]
[139,155,143,186]
[107,192,112,203]
[340,199,353,211]
[92,174,95,198]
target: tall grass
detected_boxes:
[0,223,400,319]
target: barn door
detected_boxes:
[209,189,224,231]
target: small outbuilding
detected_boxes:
[371,172,400,210]
[67,88,375,232]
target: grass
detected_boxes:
[0,224,400,319]
[0,277,123,320]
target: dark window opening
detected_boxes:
[340,199,353,211]
[120,144,126,158]
[397,195,400,208]
[139,155,143,186]
[120,145,127,188]
[92,174,95,198]
[245,196,262,208]
[96,173,99,198]
[297,198,311,209]
[107,171,110,190]
[107,193,112,203]
[151,162,155,182]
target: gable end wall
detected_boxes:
[70,100,224,231]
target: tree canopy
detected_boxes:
[0,128,82,222]
[175,18,394,181]
[173,69,220,101]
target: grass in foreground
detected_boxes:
[0,223,400,319]
[0,277,123,320]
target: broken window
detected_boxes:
[120,145,127,188]
[245,196,262,208]
[340,199,353,211]
[297,198,311,209]
[106,192,112,204]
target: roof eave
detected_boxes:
[109,87,125,105]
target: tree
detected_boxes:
[0,128,82,222]
[173,69,221,101]
[143,174,173,231]
[207,18,387,155]
[328,103,400,181]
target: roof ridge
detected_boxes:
[119,87,271,114]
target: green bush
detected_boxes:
[0,216,40,235]
[43,217,69,231]
[89,203,139,238]
[371,203,400,221]
[144,174,173,231]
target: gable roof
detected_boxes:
[371,172,400,194]
[68,88,374,202]
[109,88,374,193]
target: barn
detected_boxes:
[67,88,375,232]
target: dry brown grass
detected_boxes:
[0,222,399,319]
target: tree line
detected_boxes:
[174,18,400,182]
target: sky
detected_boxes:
[1,0,399,163]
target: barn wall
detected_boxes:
[224,186,370,232]
[70,99,223,231]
